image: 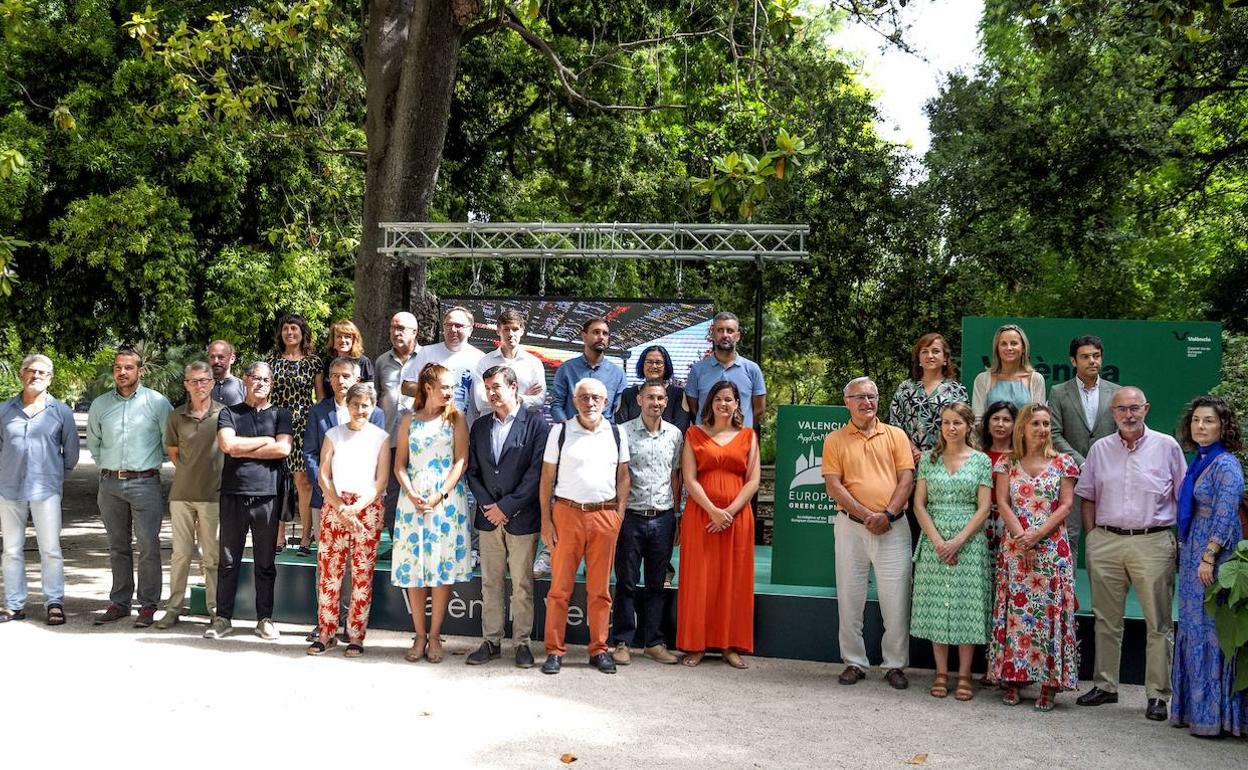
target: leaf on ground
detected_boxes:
[904,753,928,765]
[560,754,578,764]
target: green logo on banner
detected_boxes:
[772,405,849,587]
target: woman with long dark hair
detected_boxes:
[267,313,324,554]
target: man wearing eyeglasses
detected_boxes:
[820,376,916,690]
[0,355,79,626]
[155,362,225,630]
[1074,386,1186,722]
[375,312,420,542]
[401,306,484,421]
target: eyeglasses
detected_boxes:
[390,324,416,332]
[1111,404,1147,414]
[23,368,52,378]
[846,394,879,402]
[249,376,273,384]
[186,378,213,386]
[576,394,605,403]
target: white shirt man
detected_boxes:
[402,306,484,421]
[474,309,546,413]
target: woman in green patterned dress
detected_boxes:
[910,402,994,702]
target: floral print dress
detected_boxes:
[267,354,322,473]
[887,379,970,452]
[988,453,1080,690]
[390,414,471,588]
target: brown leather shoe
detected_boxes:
[93,604,130,625]
[838,665,866,685]
[885,668,910,690]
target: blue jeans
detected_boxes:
[97,474,166,610]
[610,509,677,648]
[0,494,65,609]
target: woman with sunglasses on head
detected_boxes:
[971,324,1046,424]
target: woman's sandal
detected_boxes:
[306,637,337,656]
[1034,685,1056,712]
[955,675,974,701]
[426,636,444,664]
[930,673,949,698]
[405,633,427,662]
[1001,685,1021,706]
[723,650,748,670]
[681,651,705,667]
[344,643,365,658]
[45,605,65,626]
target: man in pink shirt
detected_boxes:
[1073,386,1186,722]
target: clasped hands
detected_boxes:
[933,536,963,566]
[1010,529,1043,569]
[406,490,442,515]
[705,506,735,533]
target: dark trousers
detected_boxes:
[217,493,279,620]
[610,509,676,648]
[382,473,400,539]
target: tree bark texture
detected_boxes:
[356,0,468,352]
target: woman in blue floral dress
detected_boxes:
[1171,396,1246,737]
[391,363,471,663]
[989,403,1080,712]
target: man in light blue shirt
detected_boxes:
[549,317,626,422]
[0,354,79,624]
[86,348,173,627]
[684,312,767,428]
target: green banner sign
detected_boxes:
[960,317,1222,435]
[771,404,850,587]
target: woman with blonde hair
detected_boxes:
[971,324,1046,422]
[988,403,1079,711]
[391,363,471,663]
[909,402,993,701]
[322,319,375,385]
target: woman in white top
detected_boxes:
[970,324,1046,423]
[308,382,390,657]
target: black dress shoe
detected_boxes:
[541,654,562,675]
[466,640,501,665]
[1076,687,1119,706]
[589,652,617,674]
[1146,699,1168,721]
[515,644,535,669]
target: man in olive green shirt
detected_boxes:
[156,361,225,629]
[86,348,173,627]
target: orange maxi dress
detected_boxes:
[676,426,756,653]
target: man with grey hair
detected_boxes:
[685,311,767,428]
[155,361,225,629]
[374,311,420,541]
[821,376,916,689]
[207,340,246,406]
[88,347,174,627]
[207,361,292,640]
[0,354,79,625]
[401,305,484,420]
[539,377,631,674]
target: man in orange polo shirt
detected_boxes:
[822,376,916,689]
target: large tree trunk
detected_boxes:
[355,0,474,352]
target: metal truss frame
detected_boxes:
[378,222,809,263]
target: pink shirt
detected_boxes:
[1074,428,1186,529]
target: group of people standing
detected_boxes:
[849,326,1245,737]
[1,316,1244,739]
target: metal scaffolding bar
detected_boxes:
[378,222,810,262]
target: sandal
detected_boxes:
[426,636,445,664]
[0,608,26,623]
[405,634,427,662]
[46,605,65,626]
[1034,685,1056,712]
[955,675,974,701]
[723,650,748,670]
[681,651,705,667]
[930,673,949,698]
[1001,685,1021,706]
[345,643,365,658]
[306,637,337,656]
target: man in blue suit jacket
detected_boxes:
[465,365,550,668]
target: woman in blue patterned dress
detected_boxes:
[1171,396,1246,737]
[910,402,994,701]
[391,363,471,663]
[970,324,1046,424]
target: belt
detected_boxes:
[839,510,905,525]
[101,468,160,480]
[626,508,673,518]
[1099,525,1170,536]
[555,496,618,512]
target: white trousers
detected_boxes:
[834,513,913,670]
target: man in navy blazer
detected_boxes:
[465,364,550,668]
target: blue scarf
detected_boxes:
[1178,441,1226,542]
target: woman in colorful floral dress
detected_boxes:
[268,313,324,555]
[1171,395,1247,737]
[989,403,1079,712]
[391,363,471,664]
[888,332,969,466]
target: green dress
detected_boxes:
[910,450,993,645]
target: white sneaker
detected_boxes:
[470,549,480,570]
[533,552,551,576]
[254,618,280,641]
[203,616,232,639]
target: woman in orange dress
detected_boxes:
[677,380,761,669]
